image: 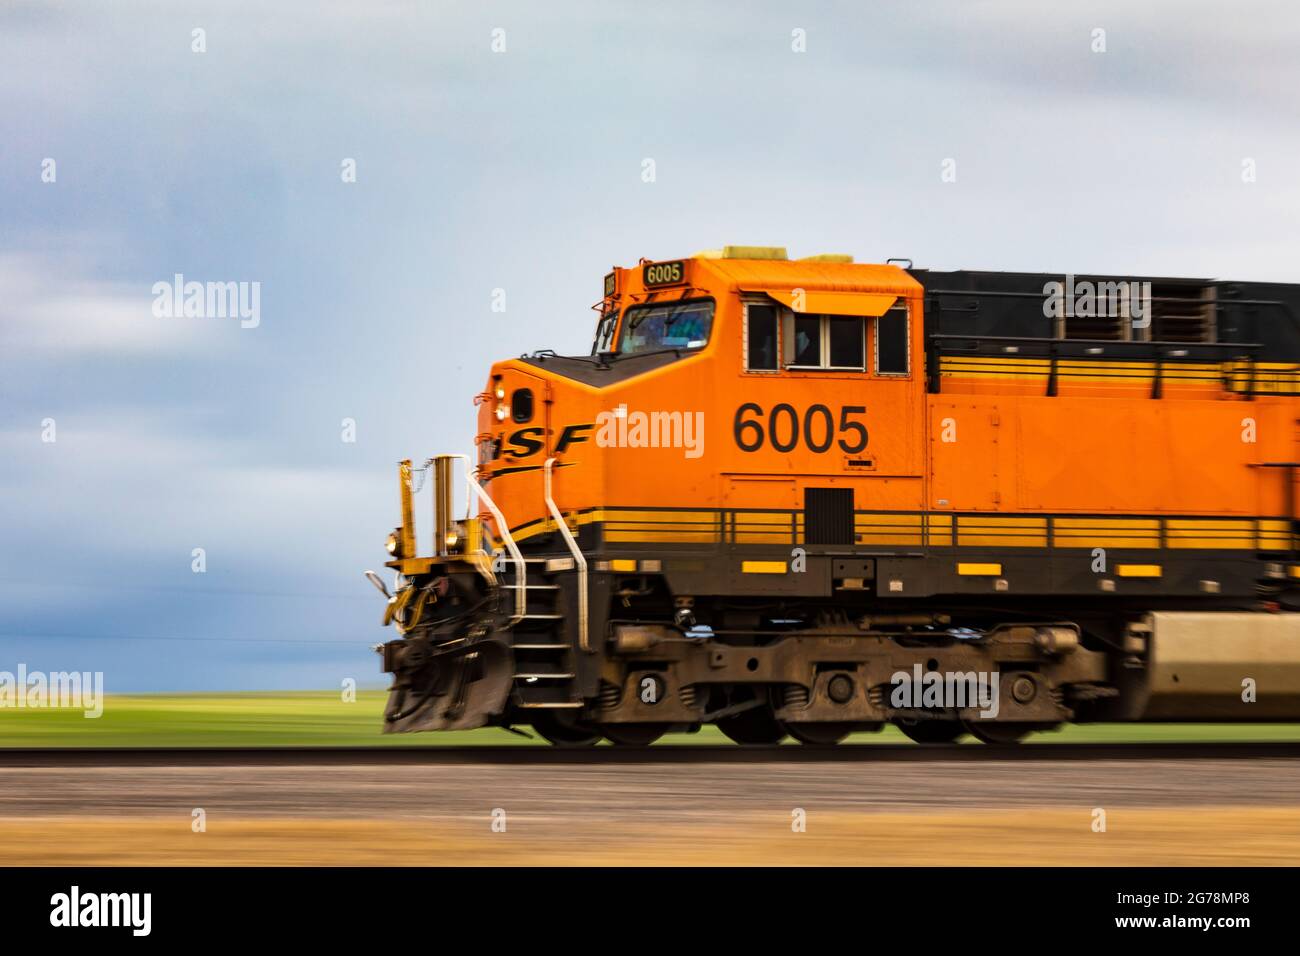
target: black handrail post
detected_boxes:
[1046,340,1058,397]
[927,335,940,393]
[1288,464,1298,560]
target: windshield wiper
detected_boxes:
[606,346,691,362]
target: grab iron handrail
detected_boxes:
[926,333,1274,397]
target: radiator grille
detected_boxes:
[804,487,855,546]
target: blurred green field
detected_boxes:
[2,691,1300,747]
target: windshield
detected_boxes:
[618,300,714,355]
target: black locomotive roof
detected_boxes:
[519,348,685,386]
[909,269,1300,361]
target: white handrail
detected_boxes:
[434,453,526,622]
[544,457,589,652]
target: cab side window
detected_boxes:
[828,316,865,368]
[745,303,780,371]
[744,299,908,376]
[874,303,909,374]
[785,314,865,371]
[791,315,823,366]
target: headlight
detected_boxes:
[385,530,401,556]
[495,406,509,421]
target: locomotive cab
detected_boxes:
[474,248,928,553]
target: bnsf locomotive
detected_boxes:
[369,246,1300,745]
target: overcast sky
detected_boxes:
[3,1,1299,691]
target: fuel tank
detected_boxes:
[1132,612,1300,720]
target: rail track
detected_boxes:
[4,741,1299,767]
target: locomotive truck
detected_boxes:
[368,246,1300,745]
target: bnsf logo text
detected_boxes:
[733,403,868,454]
[503,424,592,458]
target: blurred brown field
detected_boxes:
[4,807,1299,866]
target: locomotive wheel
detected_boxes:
[716,705,788,745]
[962,720,1052,745]
[531,712,601,748]
[896,719,965,744]
[601,723,671,747]
[783,722,853,746]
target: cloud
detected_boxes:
[0,408,379,568]
[0,252,236,356]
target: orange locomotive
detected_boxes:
[371,246,1300,745]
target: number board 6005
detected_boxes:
[643,260,685,287]
[733,403,869,454]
